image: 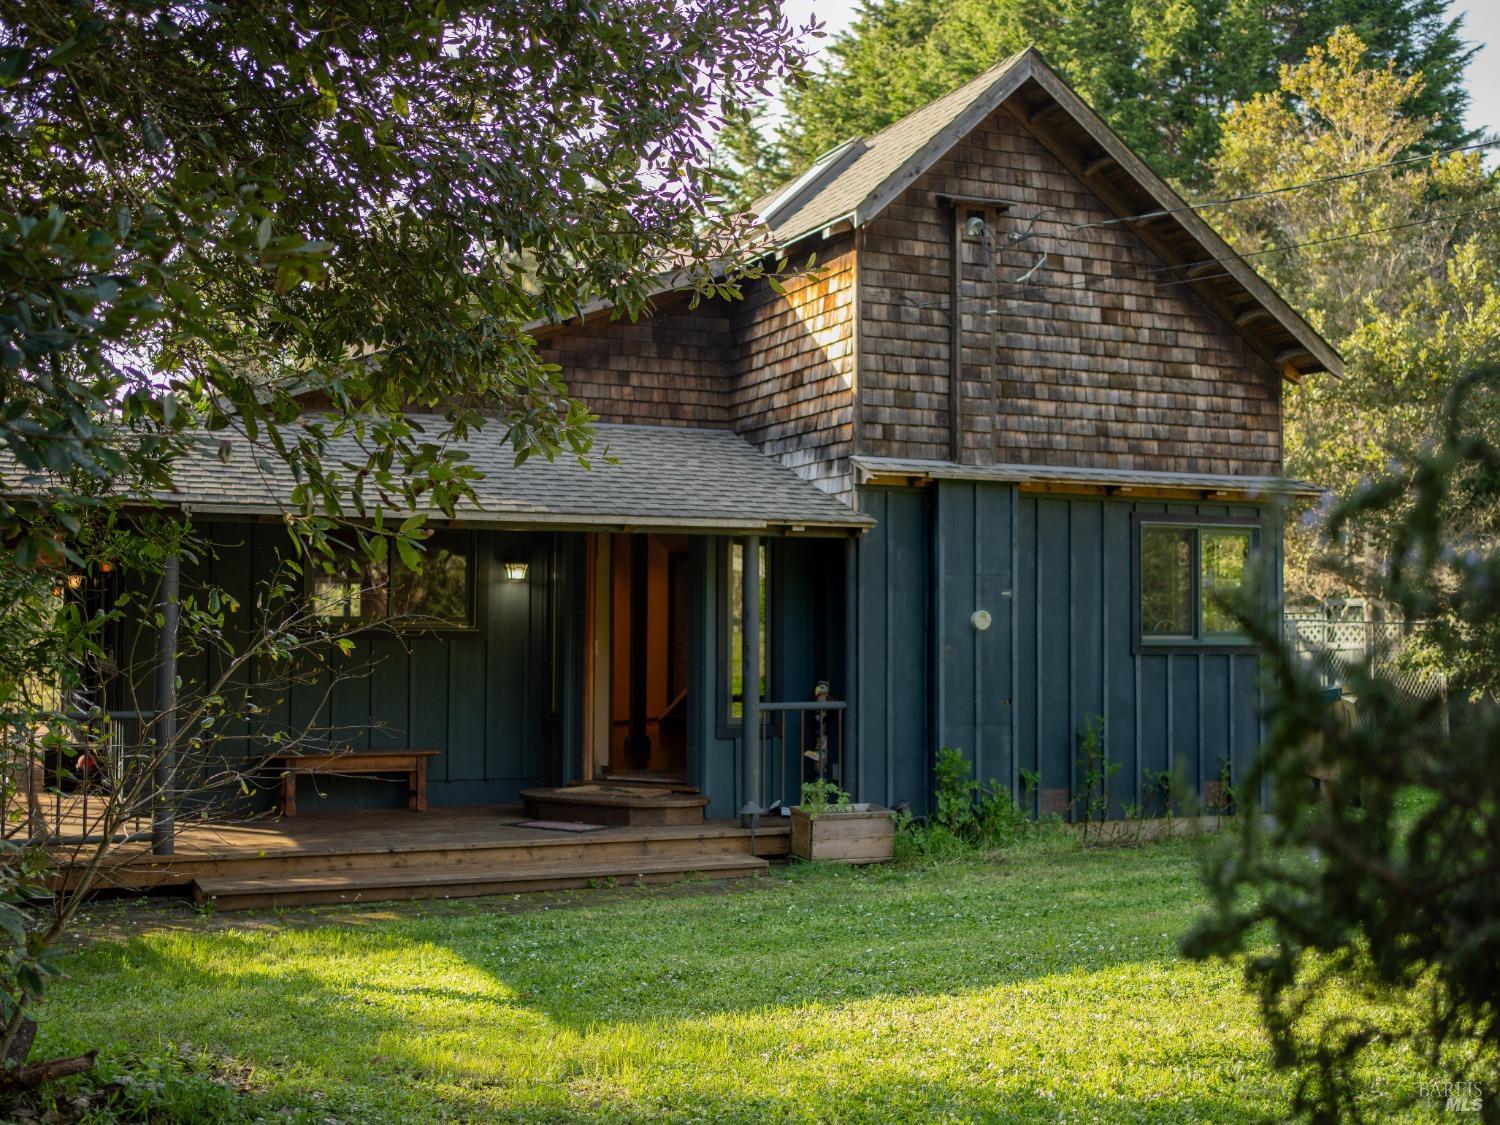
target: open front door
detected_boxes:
[583,533,692,785]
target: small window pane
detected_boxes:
[1201,529,1252,637]
[311,576,361,620]
[312,560,387,621]
[1140,526,1194,639]
[391,545,471,628]
[311,537,471,629]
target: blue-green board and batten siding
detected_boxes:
[157,523,585,810]
[853,482,1274,817]
[125,483,1271,820]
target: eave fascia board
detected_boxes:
[108,498,873,535]
[851,456,1324,499]
[1022,64,1343,378]
[850,54,1036,232]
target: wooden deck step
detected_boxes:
[68,821,790,892]
[521,785,709,827]
[193,853,770,911]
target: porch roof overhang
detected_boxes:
[852,455,1323,502]
[11,421,873,536]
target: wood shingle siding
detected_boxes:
[857,109,1283,475]
[528,49,1338,496]
[536,304,733,428]
[730,239,858,499]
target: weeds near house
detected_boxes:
[894,748,1041,862]
[1074,715,1117,841]
[798,779,851,820]
[1142,766,1181,822]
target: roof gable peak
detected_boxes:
[750,48,1340,379]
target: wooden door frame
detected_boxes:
[581,532,614,782]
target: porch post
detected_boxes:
[624,534,651,768]
[152,550,180,856]
[843,535,858,798]
[740,535,762,827]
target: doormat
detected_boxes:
[512,819,607,833]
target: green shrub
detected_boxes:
[799,779,851,821]
[895,749,1033,862]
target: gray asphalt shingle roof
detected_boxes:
[6,420,871,533]
[752,51,1029,245]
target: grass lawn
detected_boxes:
[37,836,1438,1122]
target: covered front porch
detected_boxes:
[56,422,870,904]
[116,522,860,819]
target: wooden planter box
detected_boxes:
[790,806,894,864]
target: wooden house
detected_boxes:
[28,49,1337,905]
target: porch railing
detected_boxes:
[6,711,154,847]
[753,700,846,815]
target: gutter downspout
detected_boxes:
[948,201,964,464]
[842,535,858,798]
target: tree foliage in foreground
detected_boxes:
[1206,30,1500,602]
[1186,366,1500,1123]
[0,0,807,561]
[0,0,808,1093]
[0,510,443,1091]
[719,0,1476,201]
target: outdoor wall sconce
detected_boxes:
[502,560,529,582]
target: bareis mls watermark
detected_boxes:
[1418,1080,1482,1114]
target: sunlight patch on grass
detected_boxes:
[39,842,1442,1122]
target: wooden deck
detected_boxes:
[55,806,790,911]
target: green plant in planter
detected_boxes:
[799,779,851,821]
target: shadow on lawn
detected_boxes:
[46,850,1231,1118]
[54,930,1252,1123]
[73,847,1203,1022]
[488,1083,1269,1124]
[49,864,1218,1074]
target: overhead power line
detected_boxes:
[1072,138,1500,234]
[1132,201,1500,289]
[909,198,1500,311]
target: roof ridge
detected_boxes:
[855,47,1031,151]
[748,49,1032,224]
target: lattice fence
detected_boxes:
[1283,614,1449,739]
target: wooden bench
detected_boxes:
[270,749,439,817]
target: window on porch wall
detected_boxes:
[728,542,768,720]
[310,532,476,630]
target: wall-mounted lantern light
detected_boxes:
[503,560,530,582]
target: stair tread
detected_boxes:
[148,821,789,866]
[196,853,768,896]
[521,785,710,808]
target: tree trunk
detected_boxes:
[2,1017,34,1071]
[2,1049,98,1090]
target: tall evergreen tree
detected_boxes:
[751,0,1477,194]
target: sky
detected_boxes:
[778,1,1500,138]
